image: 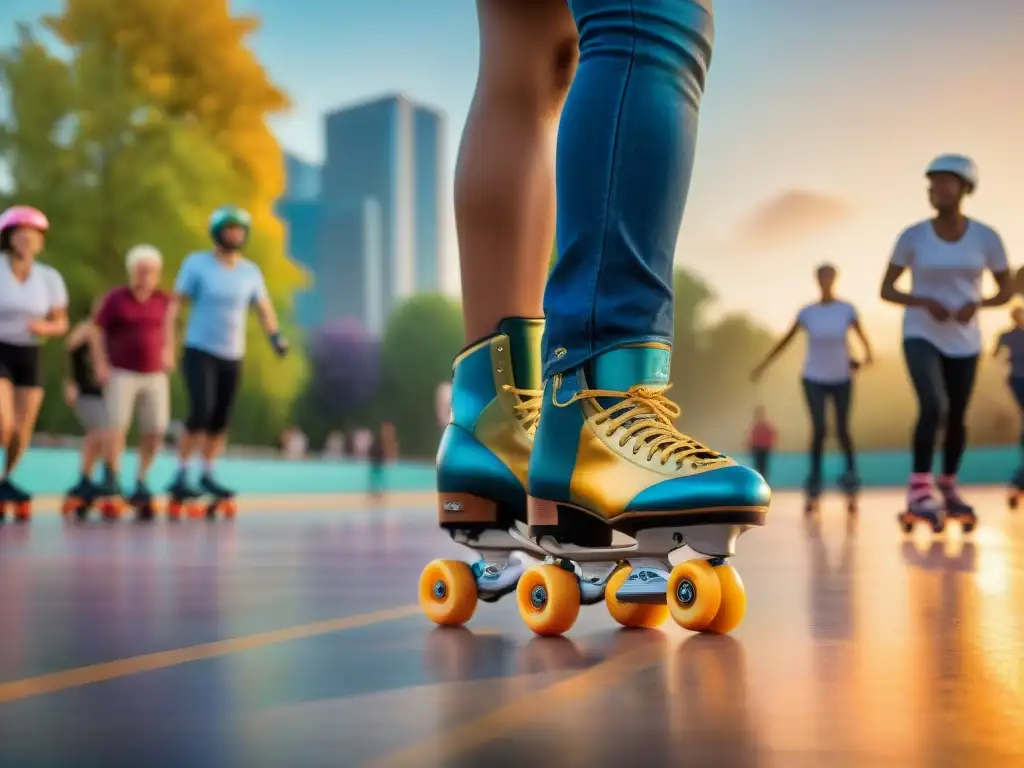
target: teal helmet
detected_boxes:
[209,205,251,247]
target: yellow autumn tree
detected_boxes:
[0,3,307,443]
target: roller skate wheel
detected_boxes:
[604,565,669,629]
[13,502,31,522]
[187,503,204,519]
[666,560,721,632]
[222,500,237,518]
[166,502,182,520]
[418,559,478,627]
[704,564,746,635]
[516,563,580,637]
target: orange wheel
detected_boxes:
[167,502,182,520]
[516,563,580,637]
[14,502,31,522]
[222,500,237,518]
[419,559,479,626]
[187,503,204,519]
[666,559,721,632]
[605,565,669,629]
[704,564,746,635]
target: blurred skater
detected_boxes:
[751,264,872,509]
[368,422,396,500]
[92,245,171,510]
[880,154,1012,527]
[0,206,69,514]
[63,299,109,500]
[993,304,1024,494]
[166,206,288,503]
[746,406,777,482]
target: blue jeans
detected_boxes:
[542,0,714,378]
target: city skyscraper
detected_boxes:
[322,94,445,324]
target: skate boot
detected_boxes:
[166,472,199,521]
[804,475,823,515]
[419,318,547,628]
[836,470,860,513]
[62,478,97,519]
[129,481,157,521]
[937,475,976,533]
[198,473,237,519]
[0,477,32,523]
[521,343,771,637]
[898,475,945,534]
[1008,465,1024,510]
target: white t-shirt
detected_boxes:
[0,255,69,346]
[796,300,857,384]
[889,219,1009,357]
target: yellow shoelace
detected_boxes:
[503,385,543,435]
[557,383,726,467]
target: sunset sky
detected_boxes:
[3,0,1023,347]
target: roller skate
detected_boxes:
[0,477,32,523]
[804,476,822,516]
[836,470,860,514]
[166,473,199,521]
[518,343,770,637]
[196,474,238,520]
[419,318,547,628]
[1007,466,1024,510]
[937,475,976,534]
[61,477,103,520]
[128,481,158,522]
[897,475,945,534]
[96,472,126,521]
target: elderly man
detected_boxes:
[92,244,172,517]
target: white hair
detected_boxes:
[125,244,163,272]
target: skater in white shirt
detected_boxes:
[880,154,1012,532]
[751,264,873,512]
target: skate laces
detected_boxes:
[502,385,543,435]
[557,383,726,467]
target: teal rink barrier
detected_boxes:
[9,445,1024,495]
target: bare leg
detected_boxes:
[456,0,578,342]
[137,433,162,482]
[6,387,44,476]
[0,380,12,475]
[201,433,227,466]
[80,431,105,478]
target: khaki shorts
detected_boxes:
[105,369,170,436]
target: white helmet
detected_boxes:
[125,244,163,272]
[926,154,978,192]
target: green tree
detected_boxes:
[377,294,465,458]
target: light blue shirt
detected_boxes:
[174,251,268,360]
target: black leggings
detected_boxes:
[182,347,241,435]
[902,339,978,476]
[801,379,855,482]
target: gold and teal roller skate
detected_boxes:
[517,343,771,637]
[419,318,548,627]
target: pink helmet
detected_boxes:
[0,206,49,233]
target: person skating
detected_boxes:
[746,406,777,483]
[992,305,1024,505]
[0,206,69,520]
[165,206,288,515]
[62,298,109,515]
[751,264,873,512]
[880,154,1012,532]
[421,0,768,638]
[92,245,172,519]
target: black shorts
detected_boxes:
[182,347,242,434]
[0,341,42,388]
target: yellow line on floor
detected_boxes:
[0,604,421,705]
[364,641,663,767]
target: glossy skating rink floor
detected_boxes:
[0,489,1022,767]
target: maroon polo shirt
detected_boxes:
[95,286,170,373]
